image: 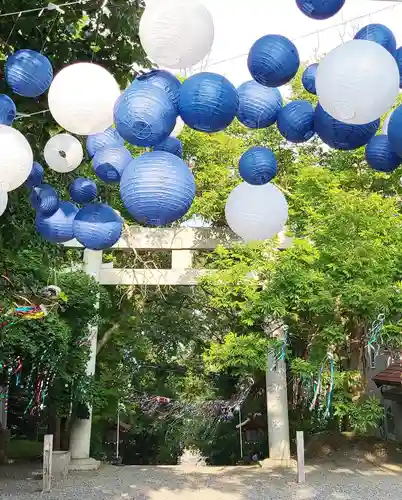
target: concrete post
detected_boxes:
[265,325,291,463]
[69,250,102,471]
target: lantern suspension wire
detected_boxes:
[204,2,401,69]
[0,1,90,18]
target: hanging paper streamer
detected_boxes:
[269,325,288,371]
[367,313,385,363]
[309,352,335,418]
[324,353,335,419]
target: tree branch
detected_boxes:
[97,323,120,355]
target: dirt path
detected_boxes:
[1,460,402,499]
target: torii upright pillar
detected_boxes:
[69,249,102,471]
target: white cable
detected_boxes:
[205,3,401,69]
[0,1,89,18]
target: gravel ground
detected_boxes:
[1,460,401,500]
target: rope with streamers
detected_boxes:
[367,313,385,363]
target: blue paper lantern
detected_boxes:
[0,94,16,125]
[73,203,123,250]
[154,137,183,158]
[114,85,177,147]
[277,100,315,143]
[365,135,401,173]
[179,72,239,133]
[314,104,379,150]
[25,162,44,188]
[296,0,345,20]
[120,151,196,226]
[130,70,181,111]
[354,24,396,56]
[86,127,124,158]
[387,106,402,157]
[92,146,132,183]
[302,64,318,95]
[70,178,97,204]
[236,81,282,129]
[5,49,53,98]
[239,146,277,185]
[30,184,59,216]
[248,35,300,87]
[395,47,402,89]
[36,201,78,243]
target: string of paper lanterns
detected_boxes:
[1,0,402,248]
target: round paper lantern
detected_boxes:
[25,162,44,188]
[179,72,239,132]
[0,191,8,217]
[395,47,402,88]
[225,182,288,242]
[44,134,83,173]
[5,50,53,98]
[239,146,277,185]
[248,35,300,87]
[120,151,196,226]
[86,127,124,158]
[316,40,399,125]
[237,81,282,129]
[302,64,318,95]
[354,24,396,56]
[73,203,122,250]
[154,137,183,157]
[30,184,59,216]
[296,0,345,20]
[69,178,97,204]
[114,85,176,146]
[382,111,392,134]
[171,117,185,137]
[48,63,120,135]
[93,146,132,183]
[0,125,33,192]
[36,201,78,243]
[0,95,16,125]
[277,100,315,143]
[387,105,402,157]
[131,70,181,111]
[139,0,214,69]
[314,104,379,150]
[365,135,401,173]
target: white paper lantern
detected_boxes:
[382,111,392,134]
[0,190,7,216]
[171,117,184,137]
[139,0,214,69]
[48,63,121,135]
[225,182,288,242]
[0,125,33,192]
[44,134,83,173]
[316,40,399,125]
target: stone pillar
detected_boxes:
[265,325,291,463]
[69,250,102,471]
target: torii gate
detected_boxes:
[64,227,291,470]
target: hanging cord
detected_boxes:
[91,0,109,62]
[4,12,22,48]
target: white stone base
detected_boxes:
[261,458,297,469]
[68,457,100,471]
